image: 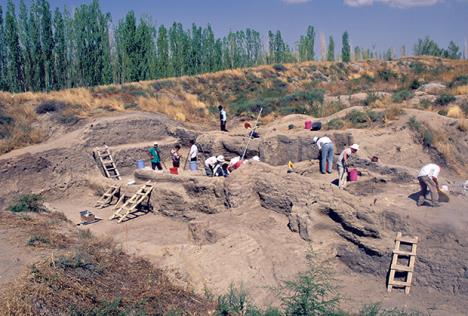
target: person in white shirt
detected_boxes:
[188,140,198,171]
[218,105,228,132]
[313,136,334,174]
[337,144,359,189]
[417,163,440,207]
[205,155,226,177]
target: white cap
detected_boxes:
[313,136,318,143]
[217,155,225,162]
[350,144,359,151]
[252,156,260,161]
[153,142,158,146]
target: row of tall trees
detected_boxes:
[0,0,464,93]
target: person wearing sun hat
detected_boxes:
[337,144,359,189]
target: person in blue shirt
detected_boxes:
[148,142,163,170]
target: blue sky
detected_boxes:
[4,0,468,55]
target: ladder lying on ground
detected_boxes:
[109,181,154,223]
[387,232,419,294]
[94,185,120,209]
[95,146,121,180]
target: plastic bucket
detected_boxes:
[189,161,198,171]
[348,169,358,182]
[304,120,312,130]
[169,167,179,175]
[136,160,145,169]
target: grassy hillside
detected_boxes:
[0,57,467,155]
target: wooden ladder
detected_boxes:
[95,185,120,209]
[109,181,154,223]
[387,232,419,294]
[95,146,121,180]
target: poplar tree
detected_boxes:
[18,0,32,90]
[39,0,54,90]
[5,0,25,92]
[0,5,7,91]
[29,0,45,90]
[342,31,351,63]
[156,24,169,78]
[53,8,66,89]
[327,36,335,61]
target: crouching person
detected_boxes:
[205,155,227,177]
[417,163,440,207]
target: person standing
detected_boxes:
[313,136,334,174]
[148,142,163,170]
[189,140,198,171]
[337,144,359,189]
[219,105,228,132]
[417,163,440,207]
[171,144,181,168]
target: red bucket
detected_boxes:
[169,167,178,175]
[348,169,358,182]
[304,120,312,130]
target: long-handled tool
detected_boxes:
[241,107,263,161]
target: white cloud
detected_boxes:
[344,0,374,6]
[344,0,442,8]
[282,0,311,4]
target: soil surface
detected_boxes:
[1,110,467,315]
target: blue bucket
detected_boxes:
[189,161,198,171]
[136,160,145,169]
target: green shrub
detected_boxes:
[435,93,455,106]
[0,114,14,125]
[27,235,50,247]
[128,90,147,97]
[327,119,344,130]
[123,103,139,110]
[423,129,433,147]
[216,284,262,316]
[438,109,448,116]
[409,61,427,74]
[362,92,380,106]
[378,69,397,81]
[409,79,421,90]
[9,194,46,213]
[36,101,67,114]
[407,116,421,132]
[276,253,340,316]
[449,75,468,88]
[272,64,287,72]
[246,72,263,85]
[419,99,432,109]
[346,109,369,127]
[392,90,413,103]
[360,303,424,316]
[367,110,384,123]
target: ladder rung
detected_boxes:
[396,236,418,244]
[393,250,417,256]
[391,264,413,272]
[388,280,411,287]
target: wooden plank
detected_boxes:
[396,235,419,244]
[392,249,417,256]
[388,280,411,287]
[391,264,413,272]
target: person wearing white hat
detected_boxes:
[205,155,227,177]
[148,142,163,170]
[313,136,334,174]
[337,144,359,189]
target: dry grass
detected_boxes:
[451,85,468,95]
[1,57,467,155]
[458,119,468,132]
[0,211,213,315]
[447,105,465,119]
